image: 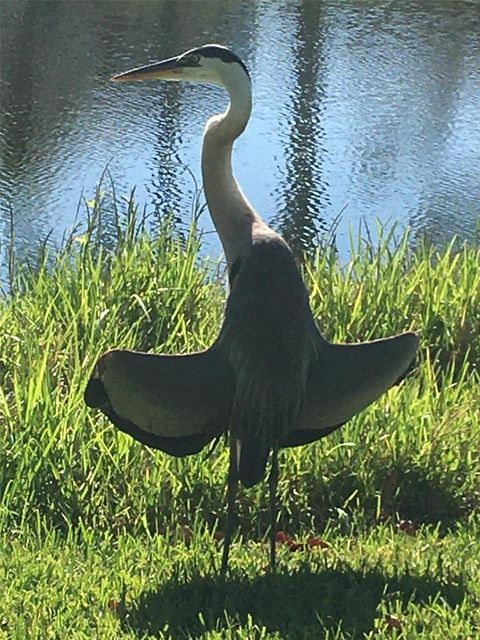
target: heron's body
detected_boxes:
[84,44,419,573]
[219,237,315,486]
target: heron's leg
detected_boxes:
[269,444,279,572]
[221,433,238,576]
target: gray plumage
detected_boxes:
[85,44,419,573]
[218,237,315,486]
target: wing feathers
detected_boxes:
[85,347,234,455]
[85,332,418,458]
[297,332,419,436]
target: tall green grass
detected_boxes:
[1,200,478,535]
[0,193,479,638]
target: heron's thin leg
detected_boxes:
[221,433,238,576]
[269,444,279,572]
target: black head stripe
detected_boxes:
[190,44,250,79]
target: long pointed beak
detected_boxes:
[111,55,184,82]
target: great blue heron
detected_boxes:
[84,44,419,574]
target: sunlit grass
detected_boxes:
[0,193,478,638]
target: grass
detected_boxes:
[0,193,479,638]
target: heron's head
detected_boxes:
[112,44,250,88]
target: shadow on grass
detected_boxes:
[125,566,466,639]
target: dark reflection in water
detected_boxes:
[1,0,479,267]
[273,0,330,254]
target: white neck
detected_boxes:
[201,66,270,269]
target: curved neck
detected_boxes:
[201,70,265,268]
[215,69,253,142]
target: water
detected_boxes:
[1,0,479,265]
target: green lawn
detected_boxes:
[2,520,478,639]
[0,203,479,638]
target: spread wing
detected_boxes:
[84,346,234,456]
[281,332,419,448]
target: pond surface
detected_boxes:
[1,0,479,265]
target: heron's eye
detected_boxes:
[181,53,200,67]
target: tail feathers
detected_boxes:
[238,439,270,488]
[232,379,304,487]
